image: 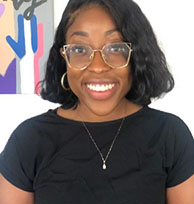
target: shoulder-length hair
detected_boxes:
[40,0,174,108]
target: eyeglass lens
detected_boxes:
[65,43,131,69]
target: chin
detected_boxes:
[87,101,122,119]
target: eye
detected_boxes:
[106,44,127,54]
[71,45,87,54]
[110,46,122,52]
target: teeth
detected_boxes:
[87,83,115,91]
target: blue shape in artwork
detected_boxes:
[31,15,38,53]
[6,14,26,59]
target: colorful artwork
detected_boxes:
[0,0,54,94]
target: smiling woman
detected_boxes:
[59,6,134,121]
[0,0,194,204]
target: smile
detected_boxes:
[86,83,115,92]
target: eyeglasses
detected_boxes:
[62,42,133,70]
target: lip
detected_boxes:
[84,80,119,100]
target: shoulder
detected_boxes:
[0,109,60,191]
[10,108,83,153]
[148,107,194,148]
[140,107,194,187]
[144,107,191,131]
[136,107,193,149]
[14,109,58,131]
[13,109,59,140]
[8,109,66,156]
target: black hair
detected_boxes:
[40,0,174,108]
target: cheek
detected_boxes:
[128,71,133,86]
[67,74,76,89]
[67,70,82,93]
[122,68,133,94]
[121,67,132,85]
[128,65,133,81]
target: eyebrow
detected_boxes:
[105,28,119,36]
[70,31,89,37]
[70,28,119,38]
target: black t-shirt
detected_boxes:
[0,106,194,204]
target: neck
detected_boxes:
[75,100,142,122]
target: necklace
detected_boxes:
[82,117,125,170]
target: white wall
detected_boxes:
[136,0,194,133]
[0,0,194,151]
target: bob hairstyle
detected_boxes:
[40,0,174,108]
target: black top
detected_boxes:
[0,106,194,204]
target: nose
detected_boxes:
[87,51,111,73]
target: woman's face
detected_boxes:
[65,4,133,120]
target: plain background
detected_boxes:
[0,0,194,151]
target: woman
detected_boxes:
[0,0,194,203]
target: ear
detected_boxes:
[60,47,65,58]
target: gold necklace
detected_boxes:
[82,117,125,170]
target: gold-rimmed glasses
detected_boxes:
[61,42,133,70]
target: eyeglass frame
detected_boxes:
[61,42,133,70]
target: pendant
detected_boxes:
[103,162,106,170]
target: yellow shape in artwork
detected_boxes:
[0,1,15,76]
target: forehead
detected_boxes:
[66,4,120,40]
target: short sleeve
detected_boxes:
[165,116,194,187]
[0,133,34,192]
[0,121,39,192]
